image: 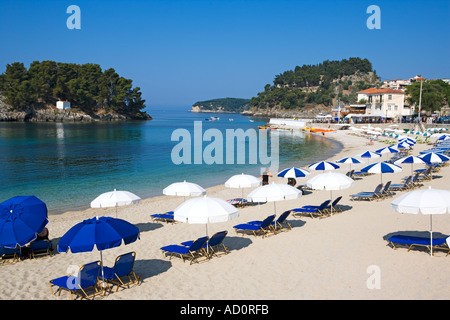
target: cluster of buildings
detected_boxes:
[330,75,450,123]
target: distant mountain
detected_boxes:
[191,97,250,113]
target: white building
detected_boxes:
[56,101,71,110]
[357,88,411,120]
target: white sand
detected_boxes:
[1,130,449,300]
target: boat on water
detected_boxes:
[205,116,220,121]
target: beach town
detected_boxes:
[1,121,449,301]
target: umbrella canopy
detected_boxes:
[375,146,399,154]
[375,146,399,161]
[58,216,140,284]
[58,216,140,253]
[398,138,415,145]
[91,189,141,218]
[0,196,48,248]
[358,151,381,164]
[336,157,362,170]
[360,161,402,183]
[224,173,260,201]
[306,172,354,191]
[418,152,450,164]
[394,156,427,174]
[391,187,450,256]
[247,183,301,219]
[277,167,310,178]
[306,172,354,214]
[163,181,206,197]
[174,196,239,224]
[396,142,410,149]
[225,173,260,189]
[247,183,302,203]
[308,161,339,171]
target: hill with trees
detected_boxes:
[0,61,151,121]
[249,57,381,116]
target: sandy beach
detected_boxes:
[1,129,449,301]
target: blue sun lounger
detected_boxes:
[103,251,141,293]
[290,200,330,218]
[161,236,209,264]
[233,215,276,238]
[150,211,175,224]
[181,231,229,258]
[388,234,450,256]
[0,247,21,264]
[247,211,292,231]
[350,184,383,201]
[49,260,102,300]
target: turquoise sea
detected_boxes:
[0,106,342,214]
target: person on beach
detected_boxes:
[261,168,272,185]
[35,227,49,241]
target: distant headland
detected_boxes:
[0,61,151,122]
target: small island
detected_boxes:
[191,97,251,114]
[0,61,151,122]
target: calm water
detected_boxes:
[0,106,341,214]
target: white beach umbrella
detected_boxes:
[174,196,238,224]
[225,173,261,200]
[163,180,206,197]
[391,187,450,256]
[163,180,206,202]
[90,189,141,217]
[247,183,301,224]
[306,172,354,214]
[174,196,239,252]
[225,173,260,189]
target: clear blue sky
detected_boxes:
[0,0,449,110]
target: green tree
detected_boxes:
[406,80,448,112]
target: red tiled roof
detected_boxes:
[357,88,405,94]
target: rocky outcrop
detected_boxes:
[0,96,151,122]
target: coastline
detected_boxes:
[2,128,450,300]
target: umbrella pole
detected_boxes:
[430,215,433,257]
[100,251,106,290]
[330,190,333,215]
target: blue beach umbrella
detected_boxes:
[396,142,410,149]
[375,146,399,160]
[358,151,382,164]
[0,196,48,248]
[399,138,415,145]
[277,167,310,178]
[58,216,140,284]
[308,161,339,171]
[394,156,427,174]
[336,157,362,170]
[361,161,402,183]
[418,152,450,164]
